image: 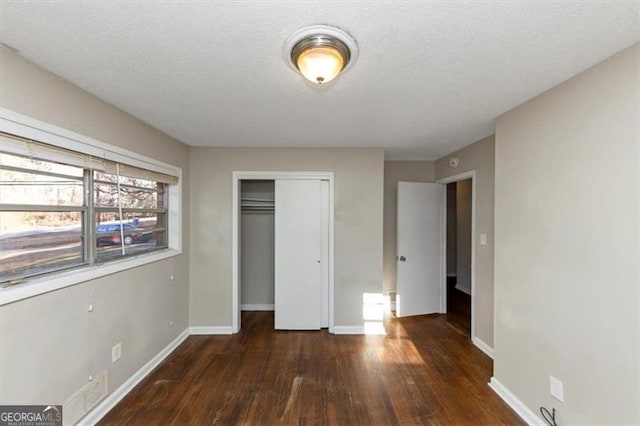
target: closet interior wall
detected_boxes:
[240,180,275,310]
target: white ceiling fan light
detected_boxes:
[283,25,359,85]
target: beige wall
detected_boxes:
[435,135,495,347]
[0,47,190,407]
[189,148,384,328]
[383,161,435,295]
[494,43,639,423]
[446,183,457,275]
[455,179,472,294]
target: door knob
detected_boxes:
[399,256,406,262]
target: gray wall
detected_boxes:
[240,180,275,306]
[455,179,472,294]
[435,135,495,347]
[383,161,435,296]
[189,148,384,328]
[494,43,639,423]
[446,183,457,275]
[0,46,190,406]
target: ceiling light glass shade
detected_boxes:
[284,25,358,85]
[296,46,345,84]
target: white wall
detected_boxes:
[0,47,190,408]
[494,43,639,424]
[240,180,274,307]
[383,161,435,296]
[435,135,495,347]
[189,148,384,329]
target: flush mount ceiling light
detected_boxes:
[284,25,358,85]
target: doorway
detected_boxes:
[437,170,476,340]
[445,179,472,335]
[232,172,335,333]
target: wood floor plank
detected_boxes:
[99,302,523,426]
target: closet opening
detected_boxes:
[240,180,275,312]
[232,172,335,333]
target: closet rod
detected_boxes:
[241,197,274,203]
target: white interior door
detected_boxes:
[396,181,444,317]
[275,179,322,329]
[320,180,329,328]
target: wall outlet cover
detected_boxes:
[550,376,564,402]
[112,342,122,363]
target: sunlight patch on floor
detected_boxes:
[363,292,386,335]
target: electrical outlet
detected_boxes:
[550,376,564,402]
[112,342,122,363]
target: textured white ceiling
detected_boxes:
[1,2,638,160]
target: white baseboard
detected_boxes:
[81,328,190,425]
[489,377,544,425]
[189,326,234,335]
[454,283,471,295]
[333,326,365,335]
[388,301,396,311]
[241,304,274,311]
[472,336,494,359]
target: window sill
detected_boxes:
[0,248,182,306]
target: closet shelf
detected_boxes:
[241,197,274,212]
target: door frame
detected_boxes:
[436,170,477,341]
[231,171,335,333]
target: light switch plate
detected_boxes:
[480,233,487,246]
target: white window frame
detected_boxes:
[0,108,182,306]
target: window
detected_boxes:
[0,131,179,285]
[93,170,168,262]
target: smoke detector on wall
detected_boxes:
[449,157,459,168]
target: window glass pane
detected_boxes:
[93,183,119,208]
[94,171,157,189]
[94,182,159,209]
[0,211,84,284]
[95,212,167,262]
[0,152,83,178]
[0,169,84,206]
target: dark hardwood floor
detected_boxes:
[100,309,522,425]
[447,276,471,336]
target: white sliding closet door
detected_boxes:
[274,179,322,330]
